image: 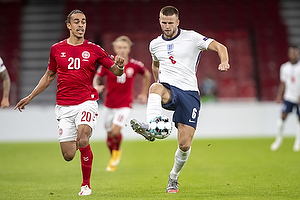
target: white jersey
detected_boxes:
[149,29,213,91]
[280,60,300,103]
[0,57,7,73]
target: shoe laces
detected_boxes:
[169,178,179,188]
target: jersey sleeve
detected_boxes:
[190,31,214,51]
[149,40,159,62]
[280,64,287,82]
[47,45,57,72]
[0,57,6,73]
[95,46,115,69]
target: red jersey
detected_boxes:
[96,58,147,108]
[48,39,114,106]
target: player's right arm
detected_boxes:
[152,60,159,82]
[14,69,56,112]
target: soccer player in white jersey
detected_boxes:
[271,45,300,151]
[15,10,124,196]
[130,6,230,193]
[0,57,11,109]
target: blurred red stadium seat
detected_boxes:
[63,0,288,101]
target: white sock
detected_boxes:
[276,118,284,140]
[147,93,162,123]
[169,147,191,180]
[295,122,300,143]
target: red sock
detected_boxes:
[79,144,93,188]
[107,136,117,154]
[115,133,122,150]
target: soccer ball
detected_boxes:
[149,115,172,139]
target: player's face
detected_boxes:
[288,47,300,64]
[67,13,86,39]
[113,41,130,58]
[159,14,179,39]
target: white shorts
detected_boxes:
[103,107,131,132]
[55,101,99,142]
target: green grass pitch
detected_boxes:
[1,137,300,199]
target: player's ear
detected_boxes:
[66,23,71,30]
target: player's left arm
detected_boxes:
[0,69,11,109]
[137,69,152,104]
[109,55,125,76]
[207,40,230,72]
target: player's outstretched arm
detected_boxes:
[14,69,56,112]
[208,40,230,72]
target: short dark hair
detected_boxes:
[290,44,300,51]
[65,9,84,24]
[160,6,179,18]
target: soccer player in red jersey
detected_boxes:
[14,9,125,196]
[94,36,151,171]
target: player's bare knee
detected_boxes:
[110,129,120,137]
[63,152,75,161]
[77,136,89,148]
[77,125,92,147]
[149,83,163,94]
[178,144,190,152]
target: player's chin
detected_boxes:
[75,35,84,40]
[163,30,172,37]
[75,32,85,38]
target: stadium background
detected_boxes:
[0,0,299,141]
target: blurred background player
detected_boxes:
[14,9,125,196]
[130,6,229,193]
[0,57,11,109]
[94,36,151,171]
[200,74,217,102]
[271,45,300,152]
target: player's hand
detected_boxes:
[218,62,230,72]
[14,96,31,112]
[275,95,284,104]
[95,85,105,93]
[111,55,125,68]
[137,94,148,104]
[275,97,282,104]
[1,98,10,109]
